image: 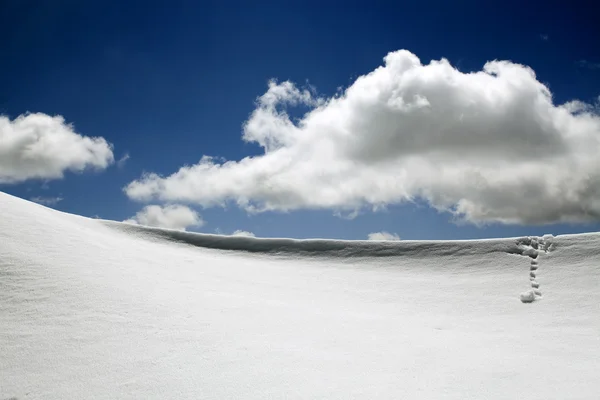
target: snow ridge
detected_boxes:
[516,235,554,303]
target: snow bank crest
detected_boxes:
[104,219,557,263]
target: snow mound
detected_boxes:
[520,290,536,303]
[1,191,600,399]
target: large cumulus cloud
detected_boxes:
[0,113,114,183]
[125,50,600,225]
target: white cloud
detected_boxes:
[0,113,114,183]
[231,230,255,237]
[367,231,400,241]
[30,196,63,206]
[125,49,600,225]
[124,204,203,231]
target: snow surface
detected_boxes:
[1,191,599,399]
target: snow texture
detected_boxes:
[1,191,599,399]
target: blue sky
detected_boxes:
[1,0,599,240]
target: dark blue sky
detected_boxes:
[1,0,599,239]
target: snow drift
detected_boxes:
[1,191,599,399]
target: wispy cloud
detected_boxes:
[117,153,130,168]
[576,60,600,70]
[30,196,63,206]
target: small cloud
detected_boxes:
[30,196,63,206]
[539,34,549,41]
[367,231,401,241]
[576,60,600,70]
[117,153,130,168]
[124,204,203,231]
[0,113,114,184]
[231,230,255,237]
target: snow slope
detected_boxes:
[1,191,599,399]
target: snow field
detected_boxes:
[1,192,599,399]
